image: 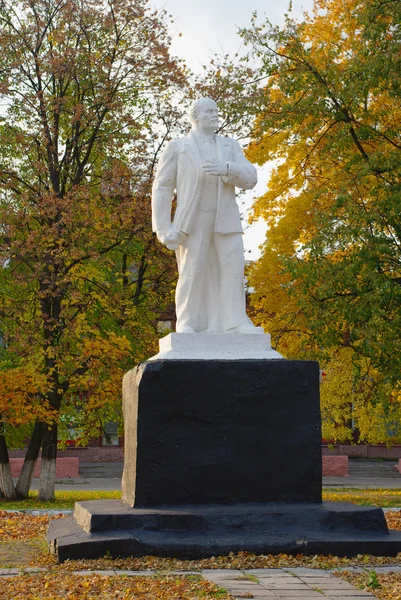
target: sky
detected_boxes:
[150,0,315,259]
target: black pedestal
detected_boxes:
[122,360,322,506]
[47,358,401,562]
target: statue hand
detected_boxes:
[164,228,188,251]
[156,229,170,245]
[202,158,229,177]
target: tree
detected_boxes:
[242,0,401,443]
[0,0,186,499]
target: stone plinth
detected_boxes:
[149,332,283,360]
[122,359,322,507]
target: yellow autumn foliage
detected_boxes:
[245,0,401,443]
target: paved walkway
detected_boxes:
[26,475,401,491]
[205,568,376,599]
[29,477,122,491]
[0,566,388,598]
[324,476,401,488]
[16,458,399,490]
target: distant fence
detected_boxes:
[322,456,348,477]
[10,457,79,478]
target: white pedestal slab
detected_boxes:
[149,333,284,360]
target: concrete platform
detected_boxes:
[47,499,401,563]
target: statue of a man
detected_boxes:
[152,97,262,334]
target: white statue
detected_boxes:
[152,97,262,334]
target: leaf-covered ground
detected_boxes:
[0,573,234,600]
[337,570,401,600]
[2,510,401,572]
[0,510,63,540]
[3,507,401,598]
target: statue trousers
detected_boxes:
[175,209,248,332]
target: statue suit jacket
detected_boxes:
[151,131,257,235]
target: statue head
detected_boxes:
[189,97,219,132]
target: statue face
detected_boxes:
[196,99,219,130]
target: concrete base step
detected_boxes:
[348,459,400,478]
[79,462,123,478]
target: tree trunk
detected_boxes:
[0,431,17,500]
[38,423,57,501]
[15,420,45,499]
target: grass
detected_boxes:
[322,488,401,508]
[235,573,260,582]
[0,489,122,510]
[2,488,401,510]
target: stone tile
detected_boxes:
[304,582,359,590]
[203,569,243,576]
[234,591,277,597]
[0,569,19,576]
[285,569,333,575]
[247,569,290,576]
[221,583,261,588]
[324,591,375,596]
[221,586,262,594]
[272,592,326,598]
[333,567,369,572]
[274,596,329,600]
[221,576,259,582]
[230,591,276,598]
[261,583,312,589]
[231,596,276,600]
[231,592,277,600]
[370,565,401,573]
[298,575,349,580]
[298,578,356,588]
[207,577,254,585]
[325,596,375,600]
[259,577,305,584]
[205,573,243,581]
[205,578,258,589]
[258,576,301,580]
[297,576,344,580]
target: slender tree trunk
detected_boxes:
[15,420,45,499]
[38,422,57,501]
[0,430,17,500]
[39,291,63,502]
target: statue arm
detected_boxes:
[222,139,257,190]
[151,140,178,234]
